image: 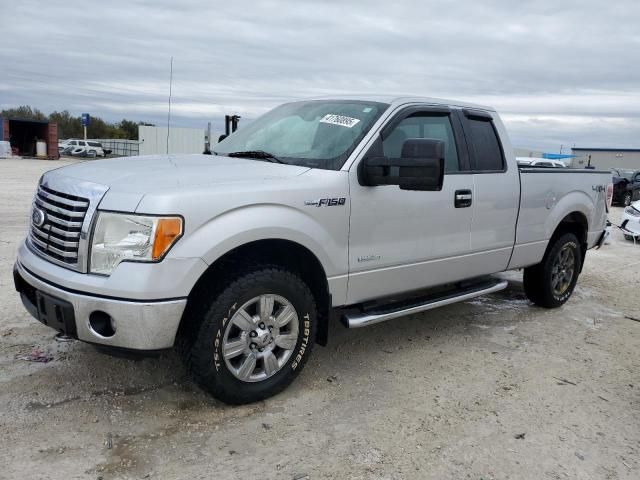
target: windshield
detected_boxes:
[213,100,389,170]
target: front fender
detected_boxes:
[170,202,349,279]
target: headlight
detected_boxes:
[625,206,640,217]
[90,212,183,275]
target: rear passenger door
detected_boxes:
[458,109,520,273]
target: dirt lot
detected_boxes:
[0,158,638,480]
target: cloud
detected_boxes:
[1,0,638,150]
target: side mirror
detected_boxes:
[360,138,445,191]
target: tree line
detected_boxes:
[0,106,154,140]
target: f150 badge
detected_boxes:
[305,197,346,207]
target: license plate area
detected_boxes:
[35,291,77,337]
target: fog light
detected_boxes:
[89,311,116,337]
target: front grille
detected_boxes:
[29,185,89,268]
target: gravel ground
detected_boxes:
[0,157,638,480]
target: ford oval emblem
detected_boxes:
[32,207,46,227]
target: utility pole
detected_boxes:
[203,121,212,154]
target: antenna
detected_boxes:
[166,56,173,154]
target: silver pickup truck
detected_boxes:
[14,96,611,404]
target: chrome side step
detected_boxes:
[343,279,508,328]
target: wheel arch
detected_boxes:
[548,210,588,270]
[178,238,332,347]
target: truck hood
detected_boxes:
[50,154,310,193]
[43,154,312,212]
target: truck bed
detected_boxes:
[508,167,610,270]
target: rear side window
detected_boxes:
[465,116,504,171]
[88,142,101,147]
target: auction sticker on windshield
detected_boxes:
[320,114,361,128]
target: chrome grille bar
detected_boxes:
[29,184,89,267]
[34,197,87,218]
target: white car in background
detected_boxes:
[516,157,567,168]
[621,200,640,241]
[58,139,107,158]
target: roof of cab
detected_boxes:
[306,94,495,112]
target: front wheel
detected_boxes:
[182,267,317,404]
[623,192,632,207]
[523,233,582,308]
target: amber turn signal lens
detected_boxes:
[152,217,183,260]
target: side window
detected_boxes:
[69,140,77,146]
[382,114,460,172]
[465,117,504,171]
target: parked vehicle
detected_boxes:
[14,96,611,404]
[611,169,640,206]
[516,158,566,168]
[621,200,640,241]
[529,159,567,168]
[58,139,109,158]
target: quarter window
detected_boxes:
[382,114,460,172]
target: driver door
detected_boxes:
[347,106,475,304]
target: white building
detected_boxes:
[138,125,205,156]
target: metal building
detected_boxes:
[571,147,640,170]
[138,126,204,156]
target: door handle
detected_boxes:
[455,189,472,208]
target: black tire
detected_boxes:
[623,192,632,207]
[181,267,317,404]
[523,233,582,308]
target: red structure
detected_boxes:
[0,117,59,159]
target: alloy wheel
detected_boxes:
[222,294,299,382]
[551,244,575,296]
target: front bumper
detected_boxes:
[14,261,187,350]
[621,210,640,237]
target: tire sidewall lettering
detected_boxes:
[214,303,237,372]
[292,313,311,371]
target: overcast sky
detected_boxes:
[2,0,638,151]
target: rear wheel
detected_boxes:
[523,233,582,308]
[180,267,317,404]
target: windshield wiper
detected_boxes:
[226,150,287,164]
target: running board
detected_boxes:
[342,279,509,328]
